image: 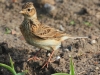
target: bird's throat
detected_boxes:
[25,14,40,25]
[27,14,37,20]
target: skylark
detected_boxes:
[19,2,88,68]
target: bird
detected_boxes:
[19,2,88,68]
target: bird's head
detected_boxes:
[20,2,37,19]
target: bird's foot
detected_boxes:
[27,56,41,61]
[27,49,42,61]
[42,50,55,69]
[42,58,52,69]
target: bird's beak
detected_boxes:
[19,11,24,14]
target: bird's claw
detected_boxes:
[27,56,40,61]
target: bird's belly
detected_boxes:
[35,39,61,50]
[25,36,61,50]
[21,29,61,50]
[36,39,60,46]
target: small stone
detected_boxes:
[60,25,65,31]
[56,56,61,60]
[44,3,57,18]
[91,40,96,44]
[68,54,71,57]
[67,46,72,51]
[63,48,69,52]
[96,67,99,70]
[16,66,20,71]
[56,0,63,3]
[96,12,100,19]
[11,29,17,35]
[47,53,51,56]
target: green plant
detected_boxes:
[70,21,75,25]
[5,27,11,34]
[84,22,92,26]
[0,56,27,75]
[52,57,75,75]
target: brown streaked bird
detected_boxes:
[19,2,88,68]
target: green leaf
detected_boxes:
[70,21,75,25]
[0,63,16,75]
[5,28,11,34]
[70,57,75,75]
[0,56,27,75]
[84,22,92,26]
[9,55,14,68]
[9,55,17,75]
[52,73,70,75]
[16,71,27,75]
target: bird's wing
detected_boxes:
[30,24,66,39]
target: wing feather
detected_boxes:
[31,24,66,39]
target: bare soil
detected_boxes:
[0,0,100,75]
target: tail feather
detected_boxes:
[61,36,88,41]
[68,36,88,39]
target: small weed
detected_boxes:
[70,21,75,25]
[0,55,27,75]
[52,57,75,75]
[5,27,11,34]
[84,22,92,26]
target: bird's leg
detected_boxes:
[42,50,55,68]
[27,49,41,61]
[61,41,64,51]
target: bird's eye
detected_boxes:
[27,9,31,11]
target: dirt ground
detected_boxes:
[0,0,100,75]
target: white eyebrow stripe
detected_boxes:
[30,7,34,9]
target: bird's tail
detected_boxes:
[61,36,88,41]
[67,36,88,39]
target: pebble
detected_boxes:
[91,40,96,44]
[44,3,57,18]
[68,54,71,57]
[56,56,61,60]
[56,0,63,3]
[63,48,69,52]
[96,12,100,19]
[60,25,65,31]
[67,46,72,51]
[16,66,21,71]
[47,53,51,56]
[96,67,99,70]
